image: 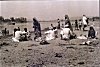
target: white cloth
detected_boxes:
[45,30,56,40]
[12,31,22,42]
[77,35,87,39]
[60,28,71,39]
[82,16,87,25]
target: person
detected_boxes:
[88,26,96,39]
[4,28,7,36]
[18,27,20,31]
[86,18,89,26]
[14,28,17,37]
[33,18,41,40]
[79,19,82,30]
[57,19,60,29]
[75,20,78,30]
[60,25,72,40]
[49,24,54,30]
[12,29,22,42]
[82,15,87,31]
[45,28,58,41]
[65,15,73,31]
[61,24,64,28]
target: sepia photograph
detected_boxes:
[0,0,100,67]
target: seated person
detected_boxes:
[12,29,23,42]
[60,25,72,40]
[22,28,32,41]
[88,26,96,39]
[45,28,58,41]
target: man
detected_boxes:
[57,19,60,29]
[82,15,87,31]
[12,29,22,42]
[60,25,72,40]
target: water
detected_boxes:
[0,21,64,35]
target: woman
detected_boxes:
[33,18,41,40]
[88,26,96,39]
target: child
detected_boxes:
[75,20,78,30]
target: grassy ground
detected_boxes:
[0,20,100,67]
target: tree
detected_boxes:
[0,16,4,22]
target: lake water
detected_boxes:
[0,21,66,35]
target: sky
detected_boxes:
[0,0,99,20]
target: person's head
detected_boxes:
[75,20,77,22]
[24,28,27,32]
[83,15,86,16]
[65,15,69,19]
[90,26,94,30]
[51,24,53,27]
[33,17,37,22]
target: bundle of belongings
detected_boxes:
[77,34,87,39]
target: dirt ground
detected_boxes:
[0,20,100,67]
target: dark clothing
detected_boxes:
[33,19,41,37]
[79,25,82,30]
[88,29,96,38]
[57,23,60,29]
[66,20,73,31]
[75,21,78,30]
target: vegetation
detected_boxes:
[0,16,27,23]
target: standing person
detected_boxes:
[75,20,78,30]
[82,15,87,31]
[65,15,73,31]
[14,28,17,37]
[33,18,41,39]
[79,19,82,30]
[86,18,89,26]
[57,19,60,29]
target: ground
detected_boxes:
[0,20,100,67]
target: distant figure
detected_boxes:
[57,19,60,29]
[61,24,64,28]
[18,27,20,31]
[82,15,87,31]
[33,18,41,38]
[75,20,78,30]
[65,15,73,31]
[14,28,17,37]
[79,19,82,30]
[88,26,96,39]
[12,29,22,42]
[4,28,7,36]
[60,25,72,40]
[86,18,89,25]
[49,24,54,30]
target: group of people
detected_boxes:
[12,27,31,42]
[74,15,89,31]
[12,15,97,43]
